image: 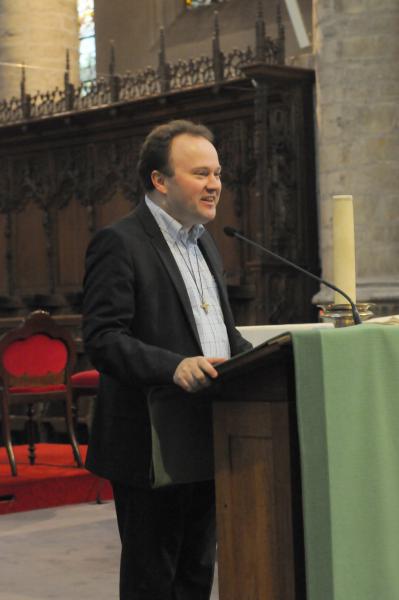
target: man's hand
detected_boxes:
[173,356,226,393]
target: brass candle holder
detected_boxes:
[318,303,375,328]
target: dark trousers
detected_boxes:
[111,480,216,600]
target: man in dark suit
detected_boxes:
[83,120,251,600]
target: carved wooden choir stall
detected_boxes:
[0,8,319,331]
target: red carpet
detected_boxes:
[0,444,113,515]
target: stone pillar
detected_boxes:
[313,0,399,313]
[0,0,79,101]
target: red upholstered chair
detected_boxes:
[39,369,99,443]
[71,369,99,397]
[0,310,84,476]
[70,369,99,434]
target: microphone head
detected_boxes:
[223,226,238,238]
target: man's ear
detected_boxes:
[151,170,168,194]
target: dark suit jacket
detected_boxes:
[83,200,251,487]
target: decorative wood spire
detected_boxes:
[212,11,224,83]
[158,27,170,94]
[20,64,31,119]
[64,49,74,111]
[255,0,266,61]
[109,40,120,102]
[276,2,286,64]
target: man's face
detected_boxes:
[155,133,222,228]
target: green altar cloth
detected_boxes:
[292,325,399,600]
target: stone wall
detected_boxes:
[0,0,79,100]
[313,0,399,312]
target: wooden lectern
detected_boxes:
[213,337,306,600]
[150,326,399,600]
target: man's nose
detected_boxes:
[205,174,221,190]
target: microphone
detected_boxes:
[224,226,362,325]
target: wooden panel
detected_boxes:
[14,203,47,295]
[96,191,133,230]
[57,198,90,289]
[213,400,296,600]
[208,187,243,287]
[0,213,7,295]
[0,69,318,320]
[232,435,277,598]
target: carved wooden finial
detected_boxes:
[159,26,166,61]
[64,49,70,88]
[109,40,116,76]
[109,40,120,101]
[158,27,170,94]
[214,9,220,38]
[255,1,266,61]
[212,11,224,83]
[20,63,26,96]
[257,0,263,20]
[64,49,75,110]
[276,1,285,64]
[20,63,31,119]
[66,49,70,73]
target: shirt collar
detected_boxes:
[145,196,204,245]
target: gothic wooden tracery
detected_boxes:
[0,6,318,325]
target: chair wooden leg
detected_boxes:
[72,391,79,434]
[1,395,17,476]
[65,393,84,468]
[26,403,36,465]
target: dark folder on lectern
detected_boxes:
[146,331,291,488]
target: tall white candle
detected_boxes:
[332,195,357,305]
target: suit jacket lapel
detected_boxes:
[136,202,203,351]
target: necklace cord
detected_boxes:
[175,240,209,313]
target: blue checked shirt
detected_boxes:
[145,197,231,359]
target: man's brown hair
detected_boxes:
[137,120,214,192]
